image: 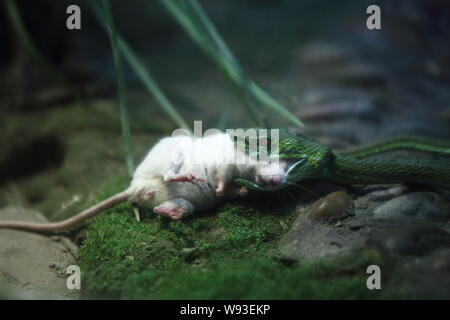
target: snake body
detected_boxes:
[234,130,450,191]
[337,136,450,159]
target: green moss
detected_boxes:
[122,257,379,300]
[77,180,382,299]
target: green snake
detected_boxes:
[233,130,450,191]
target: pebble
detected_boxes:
[309,191,352,220]
[373,192,450,223]
[347,219,368,230]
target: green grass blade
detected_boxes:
[88,0,191,132]
[187,0,303,127]
[117,39,191,132]
[160,0,212,54]
[187,0,304,127]
[250,82,304,128]
[159,0,263,125]
[100,0,134,177]
[160,0,305,128]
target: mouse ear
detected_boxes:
[145,190,156,198]
[129,187,157,204]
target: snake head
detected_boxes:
[232,129,334,191]
[277,130,334,183]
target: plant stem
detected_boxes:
[100,0,135,177]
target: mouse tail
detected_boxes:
[0,191,130,233]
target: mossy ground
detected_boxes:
[77,178,383,299]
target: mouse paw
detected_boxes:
[154,205,186,220]
[164,173,205,183]
[153,198,194,220]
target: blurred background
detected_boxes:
[0,0,449,299]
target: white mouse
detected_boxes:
[0,132,287,232]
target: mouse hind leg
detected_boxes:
[153,198,194,220]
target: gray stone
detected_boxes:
[373,192,450,223]
[271,206,368,261]
[347,218,369,230]
[0,207,79,299]
[369,225,450,256]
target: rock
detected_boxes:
[364,185,409,202]
[347,219,369,230]
[308,191,352,220]
[0,207,79,299]
[373,192,450,224]
[389,249,450,299]
[443,221,450,234]
[272,206,368,261]
[432,253,450,272]
[369,225,450,256]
